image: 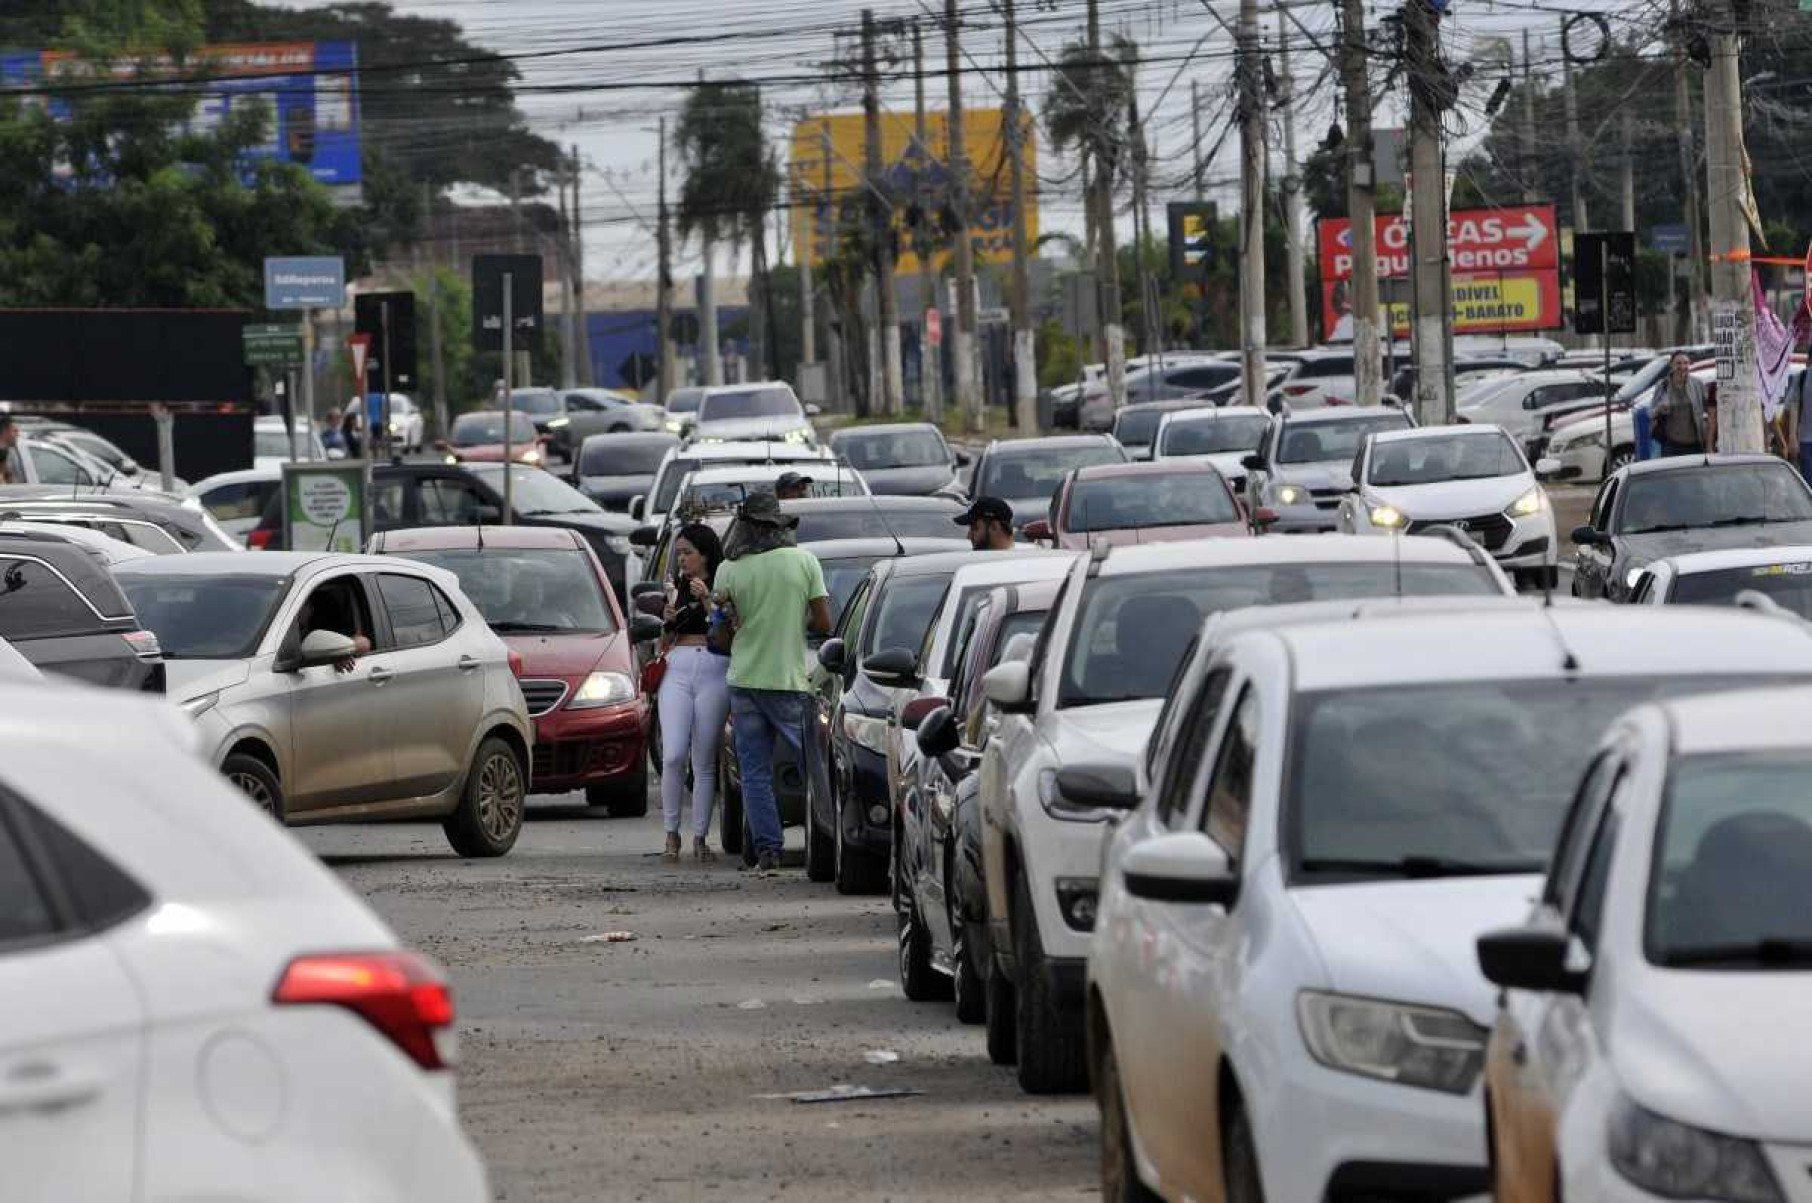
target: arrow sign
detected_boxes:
[348,333,372,388]
[1514,213,1549,253]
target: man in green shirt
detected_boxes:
[713,491,833,870]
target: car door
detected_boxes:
[1573,476,1621,598]
[0,793,143,1201]
[813,576,872,832]
[416,475,493,528]
[279,570,395,812]
[373,571,480,800]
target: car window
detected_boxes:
[419,478,488,526]
[1156,666,1232,827]
[118,571,287,659]
[0,804,56,945]
[1158,415,1269,457]
[378,574,450,648]
[200,481,276,523]
[296,575,375,651]
[863,575,951,659]
[1198,686,1258,855]
[1366,432,1524,486]
[391,549,614,635]
[1570,808,1621,950]
[1276,413,1409,464]
[31,442,93,486]
[372,479,407,528]
[99,520,181,555]
[836,577,872,642]
[17,798,150,931]
[1065,471,1239,530]
[1592,476,1621,531]
[1670,561,1812,617]
[1545,751,1621,909]
[1618,464,1812,534]
[0,557,102,639]
[565,394,604,412]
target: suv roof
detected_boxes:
[1093,531,1487,577]
[0,533,136,624]
[1657,684,1812,756]
[370,526,586,553]
[1371,422,1507,446]
[1280,406,1413,427]
[1621,452,1785,479]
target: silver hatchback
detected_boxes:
[116,551,534,856]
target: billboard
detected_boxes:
[1316,204,1561,339]
[0,41,362,190]
[788,109,1036,276]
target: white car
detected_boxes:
[1087,603,1812,1203]
[688,382,818,446]
[347,393,425,452]
[189,465,283,541]
[976,535,1514,1094]
[1150,405,1273,499]
[253,414,329,468]
[4,431,117,488]
[1242,405,1415,533]
[1480,682,1812,1203]
[1455,369,1607,444]
[667,461,868,514]
[1266,348,1377,409]
[0,683,488,1201]
[114,552,533,856]
[1629,544,1812,615]
[1339,422,1559,588]
[0,518,153,566]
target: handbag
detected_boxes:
[640,649,668,695]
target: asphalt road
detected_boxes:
[298,798,1096,1203]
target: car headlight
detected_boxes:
[1035,765,1118,822]
[664,418,685,433]
[842,711,891,756]
[547,416,570,429]
[180,691,219,719]
[1561,429,1606,451]
[1626,565,1647,589]
[1368,503,1407,530]
[522,448,543,465]
[1294,991,1487,1095]
[444,454,460,465]
[783,427,811,444]
[1607,1094,1783,1202]
[568,671,637,709]
[1273,483,1308,506]
[603,534,632,556]
[1507,487,1546,517]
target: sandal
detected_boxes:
[694,838,718,863]
[662,832,681,863]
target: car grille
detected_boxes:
[520,679,569,717]
[1407,512,1513,551]
[1309,487,1344,511]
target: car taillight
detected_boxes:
[246,528,274,550]
[272,951,455,1070]
[1283,384,1315,396]
[122,629,161,659]
[1323,396,1352,406]
[507,649,524,677]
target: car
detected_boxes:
[0,683,489,1201]
[1024,461,1250,549]
[0,518,154,566]
[1240,405,1414,533]
[516,388,667,460]
[3,429,118,488]
[1479,682,1812,1203]
[254,414,328,467]
[572,431,681,510]
[811,536,974,629]
[966,435,1128,535]
[1570,455,1812,602]
[1148,405,1274,499]
[25,420,167,489]
[659,385,707,438]
[347,393,426,452]
[1393,358,1531,402]
[1079,357,1239,430]
[689,382,818,446]
[1629,544,1812,614]
[1265,348,1381,409]
[0,492,240,552]
[438,410,549,468]
[116,551,534,855]
[1541,355,1735,482]
[899,581,1059,1017]
[666,462,868,514]
[1455,369,1608,443]
[979,535,1515,1093]
[1339,422,1560,589]
[1087,603,1812,1203]
[189,465,283,540]
[0,529,164,689]
[827,422,967,495]
[371,525,658,816]
[1107,399,1205,460]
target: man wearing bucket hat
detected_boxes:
[710,491,833,872]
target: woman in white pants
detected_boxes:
[657,524,730,861]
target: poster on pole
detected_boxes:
[1572,232,1637,336]
[472,254,543,352]
[282,461,369,553]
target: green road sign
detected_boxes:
[243,322,304,367]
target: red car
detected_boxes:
[437,410,549,467]
[370,525,657,815]
[1023,460,1254,549]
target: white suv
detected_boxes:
[977,535,1514,1093]
[1086,604,1812,1202]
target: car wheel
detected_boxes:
[1013,870,1088,1093]
[1097,1036,1161,1203]
[833,801,887,895]
[1222,1098,1265,1203]
[804,793,835,883]
[585,758,650,818]
[444,736,526,857]
[897,899,952,1002]
[984,950,1017,1065]
[952,918,985,1024]
[1606,446,1633,476]
[222,752,284,821]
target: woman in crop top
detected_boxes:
[657,523,729,862]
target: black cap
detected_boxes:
[955,496,1013,526]
[775,470,814,491]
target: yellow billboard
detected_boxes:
[788,108,1037,276]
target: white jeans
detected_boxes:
[657,645,730,838]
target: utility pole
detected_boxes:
[656,116,676,404]
[1673,0,1708,342]
[423,182,448,438]
[1190,80,1206,200]
[1004,0,1037,431]
[1339,0,1382,404]
[862,10,904,415]
[945,0,982,432]
[1406,0,1454,423]
[799,151,817,376]
[1561,19,1588,234]
[1620,111,1636,232]
[913,19,943,421]
[1088,0,1127,413]
[1520,31,1539,203]
[1236,0,1267,404]
[557,157,577,389]
[1130,66,1157,369]
[1704,9,1760,451]
[822,122,845,413]
[571,143,592,386]
[1277,15,1308,349]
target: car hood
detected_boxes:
[1618,521,1812,565]
[858,464,960,495]
[163,658,253,703]
[1043,699,1164,764]
[694,416,812,442]
[1366,475,1530,517]
[1290,875,1543,1026]
[1166,450,1250,478]
[452,444,537,463]
[500,630,629,678]
[1272,461,1354,492]
[1059,522,1249,549]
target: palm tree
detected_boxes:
[1043,34,1138,263]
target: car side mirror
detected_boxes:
[1476,925,1587,994]
[954,450,972,467]
[633,592,667,618]
[629,525,659,548]
[915,705,960,757]
[629,495,646,520]
[1241,453,1266,472]
[1570,524,1602,547]
[862,646,919,689]
[630,614,664,643]
[817,637,847,675]
[981,660,1033,713]
[1053,764,1140,811]
[290,629,356,671]
[471,504,503,525]
[805,403,823,418]
[900,694,950,732]
[1121,831,1238,905]
[631,580,664,599]
[1534,456,1562,481]
[1023,518,1052,542]
[1253,506,1279,530]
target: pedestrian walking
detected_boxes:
[1651,353,1715,457]
[710,492,832,871]
[1784,368,1812,481]
[955,496,1016,550]
[656,524,730,863]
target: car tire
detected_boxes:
[985,952,1018,1065]
[1013,871,1088,1094]
[586,759,650,818]
[222,752,284,821]
[444,736,526,857]
[897,900,952,1002]
[833,802,887,895]
[1097,1036,1161,1203]
[1222,1099,1266,1203]
[952,919,985,1024]
[1606,446,1633,476]
[804,801,834,882]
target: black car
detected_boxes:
[0,531,164,690]
[827,424,967,495]
[573,432,680,510]
[0,489,238,552]
[966,436,1128,534]
[1571,455,1812,601]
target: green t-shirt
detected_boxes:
[714,546,829,693]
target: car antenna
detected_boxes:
[1539,603,1581,672]
[476,520,485,551]
[1392,529,1403,598]
[844,453,905,556]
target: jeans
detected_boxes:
[1655,437,1703,459]
[657,645,730,838]
[730,687,806,857]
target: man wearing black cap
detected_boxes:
[774,470,813,501]
[955,496,1016,551]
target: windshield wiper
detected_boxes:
[489,621,564,633]
[1659,937,1812,967]
[1299,854,1541,878]
[1707,515,1768,528]
[1626,523,1694,535]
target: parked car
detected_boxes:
[1570,455,1812,602]
[1241,405,1414,533]
[1079,357,1239,430]
[254,414,328,467]
[689,382,818,446]
[572,431,681,510]
[1150,405,1273,498]
[190,465,283,541]
[979,535,1513,1093]
[1265,348,1380,408]
[1087,603,1812,1203]
[1479,682,1812,1203]
[1455,368,1607,443]
[23,420,163,488]
[828,423,966,495]
[0,683,489,1201]
[116,552,533,855]
[1630,544,1812,614]
[0,490,239,552]
[967,435,1128,535]
[3,430,117,488]
[0,519,154,567]
[1339,422,1559,589]
[1025,461,1249,548]
[371,525,658,816]
[810,536,973,630]
[0,530,164,690]
[439,410,548,467]
[1107,399,1204,460]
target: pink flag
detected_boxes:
[1755,268,1794,421]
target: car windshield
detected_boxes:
[652,458,703,513]
[118,573,286,659]
[1647,752,1812,967]
[682,476,858,510]
[1111,408,1171,444]
[978,443,1125,500]
[1368,432,1524,486]
[1060,563,1500,707]
[864,574,952,658]
[1618,465,1812,534]
[1671,562,1812,616]
[394,548,615,634]
[835,430,949,469]
[665,388,705,415]
[1067,472,1238,531]
[1159,416,1269,457]
[793,504,963,542]
[465,465,601,516]
[451,413,539,446]
[699,387,801,422]
[510,390,562,416]
[580,437,677,476]
[822,556,883,621]
[1277,414,1411,464]
[1288,676,1789,881]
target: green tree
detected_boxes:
[1043,34,1138,254]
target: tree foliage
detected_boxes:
[1042,34,1139,186]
